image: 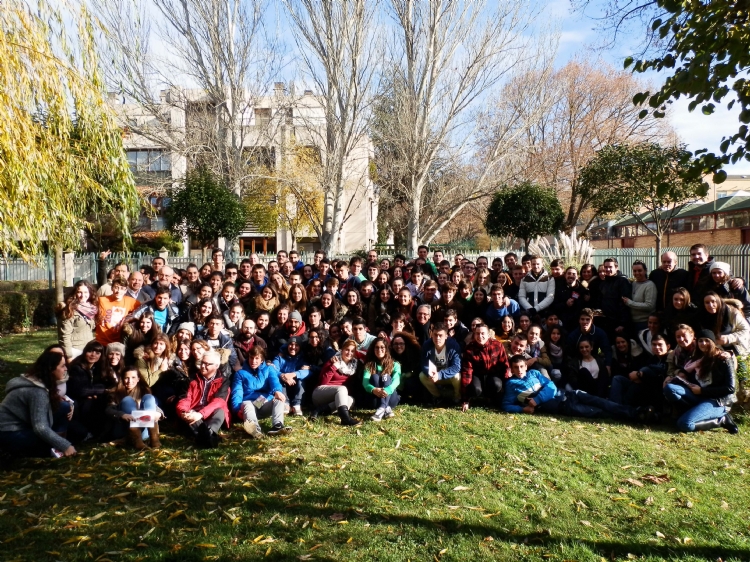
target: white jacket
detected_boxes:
[519,271,555,312]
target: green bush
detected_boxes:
[0,280,49,292]
[0,289,57,332]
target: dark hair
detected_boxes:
[632,260,648,272]
[27,350,66,409]
[352,316,366,328]
[247,346,266,360]
[61,280,97,320]
[509,354,526,365]
[71,341,105,373]
[364,337,394,378]
[432,322,447,333]
[154,285,172,297]
[209,271,224,280]
[550,259,565,268]
[212,248,223,257]
[225,262,238,271]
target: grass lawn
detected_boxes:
[0,329,748,561]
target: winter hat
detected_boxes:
[696,329,716,343]
[709,262,731,276]
[177,322,196,336]
[289,311,303,322]
[106,342,126,356]
[287,336,301,346]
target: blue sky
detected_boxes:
[554,0,750,175]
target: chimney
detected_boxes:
[274,82,285,94]
[304,90,313,96]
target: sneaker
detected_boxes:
[243,419,264,439]
[268,424,292,436]
[291,405,303,416]
[384,407,396,419]
[371,407,386,422]
[722,413,739,434]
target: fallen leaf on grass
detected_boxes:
[580,520,592,527]
[452,486,470,491]
[195,543,217,548]
[655,531,665,538]
[330,513,345,521]
[641,474,670,485]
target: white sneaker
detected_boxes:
[371,407,386,422]
[291,404,303,416]
[384,407,395,419]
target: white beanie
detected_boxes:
[710,262,731,276]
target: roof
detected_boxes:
[611,195,750,227]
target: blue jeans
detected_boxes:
[369,373,400,409]
[663,383,727,432]
[0,401,71,458]
[115,395,157,440]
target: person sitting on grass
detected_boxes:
[609,335,670,410]
[662,330,739,434]
[105,367,162,450]
[176,350,231,448]
[502,355,654,422]
[419,323,462,406]
[460,323,509,412]
[272,336,311,417]
[363,337,401,421]
[310,339,361,426]
[231,346,290,439]
[196,316,239,371]
[0,349,76,459]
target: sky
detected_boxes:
[553,0,750,176]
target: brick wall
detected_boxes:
[591,227,743,249]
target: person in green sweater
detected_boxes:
[362,337,401,422]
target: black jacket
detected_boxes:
[648,268,690,311]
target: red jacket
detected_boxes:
[460,339,509,398]
[176,373,231,427]
[318,358,358,387]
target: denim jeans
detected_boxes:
[117,395,157,440]
[663,383,728,432]
[369,373,400,410]
[0,401,71,458]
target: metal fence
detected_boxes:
[3,246,748,284]
[590,245,750,282]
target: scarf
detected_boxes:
[76,301,97,320]
[333,352,358,376]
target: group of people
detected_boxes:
[0,243,744,459]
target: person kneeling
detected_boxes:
[363,337,401,421]
[105,367,162,450]
[176,350,230,448]
[311,340,361,426]
[231,347,290,439]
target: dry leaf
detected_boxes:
[655,531,665,538]
[625,478,644,487]
[580,520,592,527]
[330,513,345,521]
[452,486,470,491]
[641,474,670,485]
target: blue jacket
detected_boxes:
[566,326,612,366]
[421,338,462,380]
[502,370,558,413]
[484,299,521,328]
[230,363,282,415]
[272,349,311,381]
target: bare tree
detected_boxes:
[283,0,379,255]
[377,0,555,257]
[92,0,284,203]
[504,58,673,232]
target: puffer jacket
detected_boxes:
[518,271,555,312]
[230,362,282,416]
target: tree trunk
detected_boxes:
[406,212,420,259]
[54,246,65,304]
[524,238,530,254]
[655,234,661,261]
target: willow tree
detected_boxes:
[0,0,139,300]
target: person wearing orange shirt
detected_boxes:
[96,277,138,346]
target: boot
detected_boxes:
[691,418,723,432]
[148,424,161,449]
[128,428,149,451]
[337,405,361,427]
[308,404,330,422]
[720,413,739,434]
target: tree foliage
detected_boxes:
[485,182,564,250]
[625,0,750,181]
[579,142,705,255]
[0,0,139,258]
[166,166,248,248]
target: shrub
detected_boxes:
[0,289,57,332]
[0,280,49,292]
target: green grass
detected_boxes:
[1,330,749,561]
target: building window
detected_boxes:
[255,108,272,129]
[126,149,172,185]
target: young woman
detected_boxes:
[363,337,401,421]
[450,269,464,286]
[544,326,566,382]
[136,333,173,388]
[0,349,76,458]
[102,342,126,389]
[255,311,273,341]
[579,264,596,285]
[705,262,750,320]
[662,330,738,433]
[380,258,391,271]
[121,311,161,362]
[700,291,750,356]
[611,336,643,380]
[302,265,315,285]
[526,325,551,376]
[274,304,291,328]
[306,279,324,303]
[311,339,361,426]
[223,303,246,336]
[568,339,609,398]
[495,316,515,350]
[376,271,391,291]
[369,285,395,331]
[392,266,404,280]
[516,313,532,335]
[344,289,364,319]
[105,367,162,450]
[388,331,422,401]
[67,340,107,434]
[666,287,699,340]
[462,288,488,327]
[394,288,417,321]
[473,267,492,294]
[288,283,309,317]
[254,285,280,316]
[319,292,347,324]
[151,339,192,415]
[57,280,97,361]
[190,298,218,338]
[270,272,289,302]
[199,262,213,282]
[302,328,336,379]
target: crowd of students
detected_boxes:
[0,243,745,459]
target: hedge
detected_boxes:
[0,280,50,292]
[0,289,57,332]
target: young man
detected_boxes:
[349,256,366,282]
[224,263,239,286]
[686,243,714,301]
[421,280,440,304]
[177,350,230,448]
[211,248,224,272]
[609,335,670,408]
[518,256,555,317]
[267,260,280,276]
[349,316,376,357]
[484,284,520,330]
[231,347,290,438]
[405,268,425,298]
[566,308,612,368]
[460,323,509,411]
[272,336,311,416]
[97,260,130,296]
[238,258,253,283]
[151,256,166,272]
[419,323,462,405]
[505,265,525,301]
[598,258,632,338]
[96,277,138,345]
[289,250,304,271]
[196,316,239,370]
[268,310,308,358]
[444,309,470,348]
[649,251,689,311]
[133,286,180,335]
[251,264,268,292]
